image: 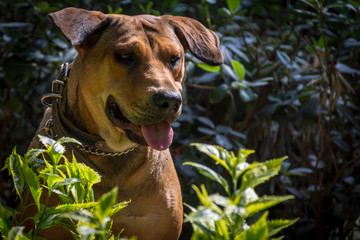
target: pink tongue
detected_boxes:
[141,121,173,151]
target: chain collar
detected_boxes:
[78,143,138,157]
[38,63,138,157]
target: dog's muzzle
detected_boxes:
[105,92,182,151]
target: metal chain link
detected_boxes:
[78,144,138,157]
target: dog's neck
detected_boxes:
[64,62,98,136]
[62,60,139,154]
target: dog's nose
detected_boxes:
[153,92,182,112]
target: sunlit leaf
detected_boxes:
[226,0,241,13]
[232,60,245,81]
[25,149,46,163]
[40,172,64,189]
[95,188,118,221]
[38,135,56,148]
[22,164,42,211]
[240,157,287,191]
[57,137,81,145]
[268,218,298,237]
[245,195,294,218]
[236,211,268,240]
[6,226,28,240]
[108,200,130,217]
[197,63,221,72]
[5,149,25,200]
[184,162,231,196]
[191,143,231,171]
[0,203,14,237]
[53,202,98,213]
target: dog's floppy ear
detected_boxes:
[162,15,224,66]
[48,7,110,49]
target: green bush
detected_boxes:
[0,136,131,240]
[184,143,297,239]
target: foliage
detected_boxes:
[0,136,130,240]
[1,0,359,239]
[184,143,297,239]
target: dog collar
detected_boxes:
[39,63,138,159]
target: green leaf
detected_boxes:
[226,0,241,13]
[186,207,222,227]
[40,172,64,189]
[53,178,82,188]
[22,164,42,211]
[78,164,101,186]
[197,127,216,135]
[288,168,313,176]
[215,220,230,240]
[236,211,268,240]
[108,200,130,217]
[25,149,46,164]
[245,195,294,218]
[268,218,298,237]
[78,225,97,239]
[190,231,211,240]
[239,88,258,102]
[38,1,49,12]
[52,143,65,155]
[57,137,81,145]
[184,162,231,196]
[276,51,291,67]
[237,149,255,163]
[240,156,287,192]
[95,188,118,221]
[238,187,258,205]
[197,63,221,72]
[191,143,231,172]
[0,203,14,237]
[219,7,232,17]
[232,60,245,81]
[192,185,212,208]
[210,84,228,104]
[53,202,98,213]
[38,135,56,148]
[35,209,60,231]
[7,226,29,240]
[5,149,25,200]
[51,189,74,204]
[197,117,215,129]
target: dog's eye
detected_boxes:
[114,53,135,65]
[169,55,181,68]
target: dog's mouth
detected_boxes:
[105,95,173,151]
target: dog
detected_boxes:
[25,7,223,240]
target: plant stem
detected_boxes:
[32,187,52,240]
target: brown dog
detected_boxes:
[27,7,223,240]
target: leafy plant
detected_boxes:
[184,143,297,239]
[0,136,130,240]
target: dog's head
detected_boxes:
[49,8,223,152]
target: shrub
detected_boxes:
[0,136,131,240]
[184,143,297,239]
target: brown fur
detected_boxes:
[24,7,223,240]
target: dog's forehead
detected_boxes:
[109,14,173,37]
[106,14,180,51]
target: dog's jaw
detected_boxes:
[105,95,177,151]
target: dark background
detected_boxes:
[1,0,359,239]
